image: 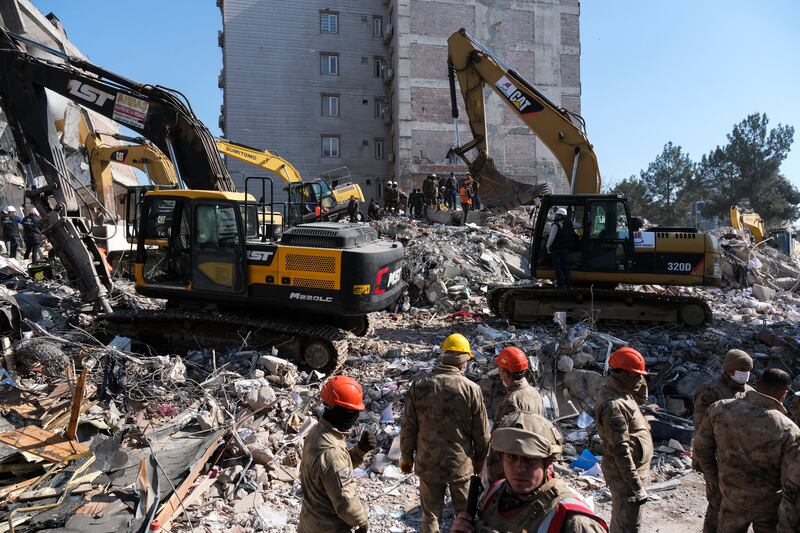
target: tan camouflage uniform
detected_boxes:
[401,364,490,533]
[486,378,544,483]
[692,373,751,533]
[474,477,607,532]
[595,374,653,533]
[298,418,368,533]
[694,390,800,533]
[778,449,800,533]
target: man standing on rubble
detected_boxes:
[459,175,474,226]
[694,368,800,533]
[1,206,21,259]
[400,333,490,533]
[21,206,45,262]
[451,412,608,533]
[486,346,545,483]
[595,347,653,533]
[298,376,377,533]
[692,349,753,533]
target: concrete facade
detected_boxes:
[219,0,580,201]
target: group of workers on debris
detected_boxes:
[0,204,45,262]
[367,172,482,225]
[296,336,800,533]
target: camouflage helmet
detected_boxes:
[492,412,563,460]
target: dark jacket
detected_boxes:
[22,215,44,244]
[552,219,577,250]
[1,214,20,239]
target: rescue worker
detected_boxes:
[459,176,474,226]
[546,207,576,290]
[423,175,437,215]
[778,443,800,533]
[347,195,359,222]
[21,206,45,262]
[446,172,458,210]
[471,177,481,211]
[368,198,381,221]
[409,188,424,219]
[486,346,545,483]
[400,333,490,533]
[452,412,608,533]
[298,375,376,533]
[692,349,753,533]
[694,368,800,533]
[1,206,21,259]
[594,347,653,533]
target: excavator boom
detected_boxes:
[448,28,601,203]
[215,138,302,185]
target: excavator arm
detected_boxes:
[447,29,601,209]
[729,205,766,243]
[215,138,303,185]
[0,29,231,310]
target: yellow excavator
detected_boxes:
[215,138,365,224]
[730,205,799,260]
[448,29,722,326]
[0,28,404,371]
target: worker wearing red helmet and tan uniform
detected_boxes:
[594,347,653,533]
[486,346,544,483]
[298,376,377,533]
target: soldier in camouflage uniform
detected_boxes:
[594,348,653,533]
[486,346,544,483]
[695,368,800,533]
[298,376,376,533]
[451,412,607,533]
[692,349,753,533]
[400,333,490,533]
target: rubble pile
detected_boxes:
[0,216,797,531]
[372,211,535,312]
[715,226,800,291]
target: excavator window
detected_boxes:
[586,200,634,271]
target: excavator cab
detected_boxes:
[532,195,636,280]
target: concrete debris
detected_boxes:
[0,210,795,532]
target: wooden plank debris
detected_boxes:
[0,425,91,463]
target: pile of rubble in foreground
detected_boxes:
[0,213,796,532]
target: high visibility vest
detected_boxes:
[459,185,473,205]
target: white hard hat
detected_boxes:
[555,208,567,216]
[6,206,16,213]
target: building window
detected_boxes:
[321,12,338,34]
[321,53,338,75]
[375,139,384,160]
[374,57,384,78]
[373,16,383,37]
[321,94,339,117]
[374,98,388,119]
[322,136,340,158]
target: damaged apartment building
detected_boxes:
[218,0,582,202]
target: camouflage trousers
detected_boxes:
[718,505,778,533]
[419,478,470,533]
[702,478,721,533]
[607,477,644,533]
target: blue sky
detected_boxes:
[33,0,800,191]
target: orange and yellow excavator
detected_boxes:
[448,29,722,326]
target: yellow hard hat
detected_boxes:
[441,333,472,357]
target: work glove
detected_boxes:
[627,488,649,505]
[400,459,414,474]
[472,459,484,475]
[358,430,377,453]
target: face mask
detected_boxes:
[731,371,750,385]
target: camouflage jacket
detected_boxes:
[779,451,800,533]
[401,365,490,483]
[475,478,607,533]
[694,390,800,514]
[494,378,544,422]
[692,373,751,431]
[297,418,368,533]
[594,374,653,494]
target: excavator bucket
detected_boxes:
[468,151,551,213]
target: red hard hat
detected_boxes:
[321,375,366,410]
[609,347,648,375]
[495,347,528,373]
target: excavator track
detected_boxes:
[97,309,349,374]
[489,286,712,327]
